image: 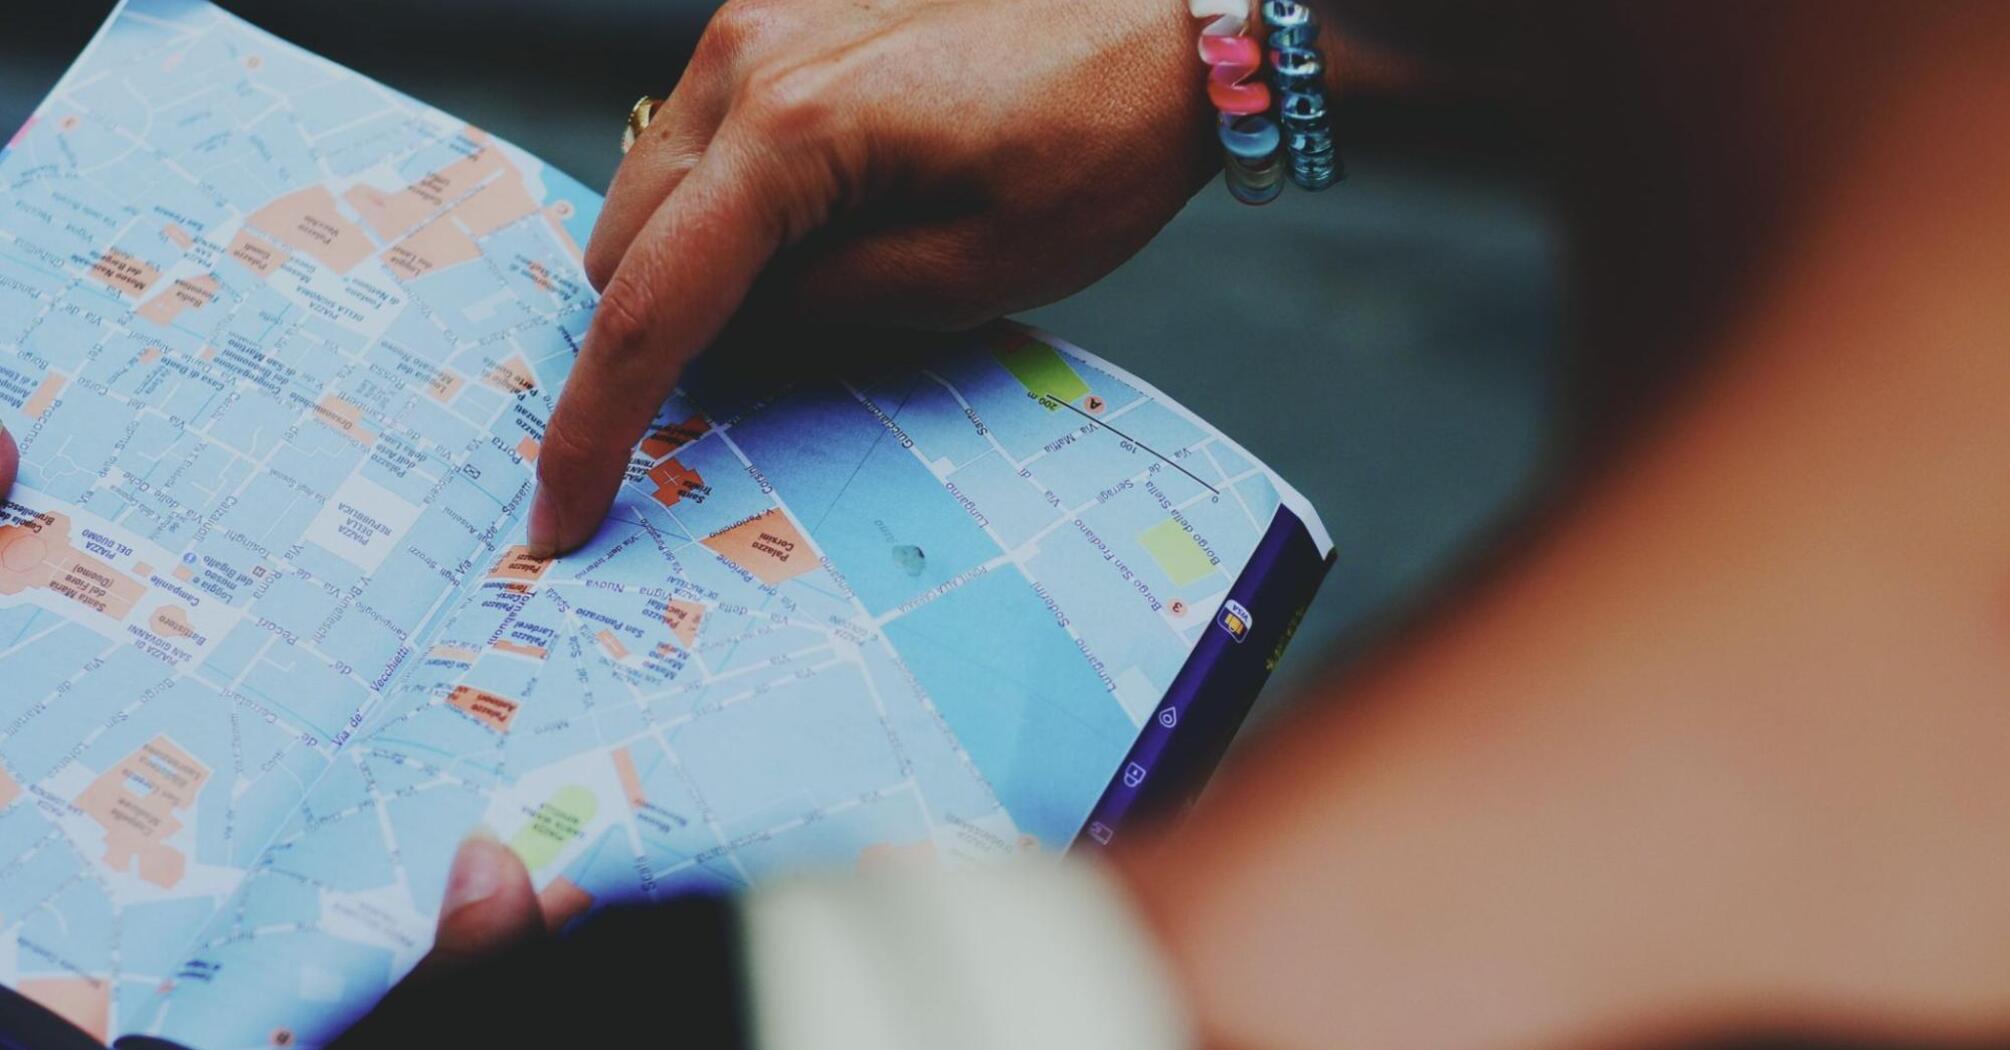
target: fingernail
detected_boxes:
[442,832,506,915]
[526,484,559,559]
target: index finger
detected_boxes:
[528,132,797,557]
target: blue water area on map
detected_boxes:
[864,371,992,472]
[722,382,884,526]
[884,569,1136,846]
[855,640,1003,826]
[729,382,1000,616]
[672,664,903,824]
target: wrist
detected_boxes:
[1155,0,1246,194]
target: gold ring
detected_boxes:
[623,96,665,155]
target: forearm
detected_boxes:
[1115,13,2010,1040]
[1121,332,2010,1049]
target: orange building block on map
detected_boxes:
[137,273,219,326]
[448,686,520,732]
[702,510,816,587]
[225,229,289,278]
[0,510,145,620]
[21,372,66,419]
[247,186,372,273]
[640,415,709,460]
[87,248,160,299]
[610,746,647,809]
[647,459,706,509]
[481,355,538,395]
[312,395,377,446]
[661,599,704,647]
[342,126,512,240]
[490,545,552,582]
[596,630,631,661]
[383,220,481,282]
[75,736,211,888]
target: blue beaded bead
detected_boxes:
[1279,90,1326,124]
[1270,47,1323,90]
[1267,21,1319,52]
[1261,0,1342,191]
[1259,0,1312,31]
[1218,113,1281,160]
[1226,166,1284,205]
[1218,114,1283,205]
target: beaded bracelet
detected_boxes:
[1261,0,1341,190]
[1191,0,1283,205]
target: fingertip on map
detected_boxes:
[525,484,561,560]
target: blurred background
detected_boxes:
[0,0,1565,729]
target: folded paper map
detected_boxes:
[0,2,1333,1046]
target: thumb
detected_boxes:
[0,422,17,503]
[426,832,542,972]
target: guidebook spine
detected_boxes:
[1073,504,1333,850]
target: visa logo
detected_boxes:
[1218,599,1252,643]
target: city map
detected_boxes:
[0,1,1332,1046]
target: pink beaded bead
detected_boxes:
[1199,34,1270,115]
